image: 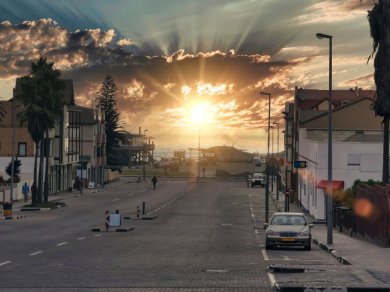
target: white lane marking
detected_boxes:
[251,213,255,218]
[94,234,102,237]
[254,229,259,234]
[56,242,68,246]
[267,272,276,287]
[0,261,11,266]
[284,256,290,261]
[112,198,119,202]
[77,237,86,240]
[261,250,269,261]
[29,251,43,256]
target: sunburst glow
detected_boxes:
[190,103,214,126]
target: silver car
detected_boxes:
[264,212,313,250]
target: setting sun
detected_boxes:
[190,103,214,126]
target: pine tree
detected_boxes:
[97,76,123,165]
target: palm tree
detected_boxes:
[15,57,64,204]
[368,0,390,184]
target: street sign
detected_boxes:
[293,161,307,168]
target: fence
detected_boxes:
[335,184,390,247]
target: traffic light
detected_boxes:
[293,160,307,168]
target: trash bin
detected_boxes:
[2,202,13,217]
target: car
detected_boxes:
[263,212,313,250]
[247,172,266,187]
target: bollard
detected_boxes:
[137,206,140,218]
[142,201,146,215]
[105,210,110,230]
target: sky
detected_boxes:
[0,0,377,157]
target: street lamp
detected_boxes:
[316,32,333,245]
[197,129,200,183]
[143,129,148,181]
[273,122,279,200]
[10,98,16,202]
[260,91,271,223]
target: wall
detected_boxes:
[298,129,382,220]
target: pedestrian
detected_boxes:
[152,175,158,189]
[22,182,29,203]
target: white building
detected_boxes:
[296,97,383,220]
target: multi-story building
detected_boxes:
[0,79,106,200]
[284,86,376,203]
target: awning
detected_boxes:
[316,180,344,190]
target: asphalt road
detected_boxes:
[0,178,354,291]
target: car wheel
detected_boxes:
[265,245,272,250]
[304,243,311,251]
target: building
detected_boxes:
[115,127,155,167]
[289,93,384,220]
[284,86,376,203]
[0,78,107,200]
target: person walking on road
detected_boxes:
[22,182,30,203]
[152,175,158,189]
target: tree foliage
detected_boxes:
[97,75,124,165]
[5,158,21,183]
[15,57,64,204]
[368,1,390,183]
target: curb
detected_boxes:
[91,226,135,232]
[312,238,352,265]
[0,215,26,220]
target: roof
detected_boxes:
[300,97,375,125]
[296,87,376,111]
[305,130,383,143]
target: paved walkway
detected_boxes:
[270,188,390,286]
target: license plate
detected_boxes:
[281,237,296,242]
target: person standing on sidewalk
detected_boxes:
[22,182,30,203]
[152,176,158,189]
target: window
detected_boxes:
[347,153,360,166]
[18,142,26,157]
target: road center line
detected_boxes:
[29,251,43,256]
[0,261,11,266]
[94,234,102,237]
[56,242,68,246]
[112,198,119,202]
[261,249,269,261]
[77,237,86,240]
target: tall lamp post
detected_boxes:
[10,98,16,202]
[316,32,333,245]
[273,122,279,200]
[260,91,271,223]
[197,129,200,183]
[143,129,148,181]
[271,125,274,193]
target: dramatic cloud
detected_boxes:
[0,4,377,153]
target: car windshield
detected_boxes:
[271,215,307,225]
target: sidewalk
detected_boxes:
[270,188,390,285]
[1,184,107,214]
